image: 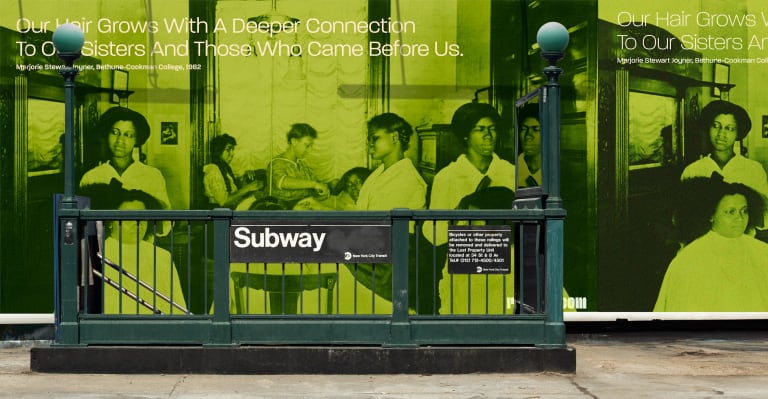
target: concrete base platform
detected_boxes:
[31,345,575,374]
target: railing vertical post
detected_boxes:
[57,209,81,345]
[52,24,85,346]
[387,208,413,346]
[209,208,233,345]
[537,22,569,347]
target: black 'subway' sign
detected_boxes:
[230,219,391,263]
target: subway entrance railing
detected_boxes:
[55,207,565,347]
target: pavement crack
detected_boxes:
[168,375,187,398]
[568,376,599,399]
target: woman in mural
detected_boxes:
[355,113,427,211]
[518,103,542,188]
[203,133,264,209]
[267,123,329,209]
[654,177,768,311]
[341,113,427,314]
[79,107,171,210]
[82,183,187,315]
[287,166,372,211]
[423,103,516,244]
[329,166,372,210]
[422,102,517,315]
[681,100,768,200]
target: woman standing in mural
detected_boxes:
[424,103,516,243]
[339,113,426,314]
[655,177,768,311]
[203,134,264,209]
[267,123,329,209]
[517,103,542,187]
[681,100,768,199]
[79,107,171,210]
[422,102,517,315]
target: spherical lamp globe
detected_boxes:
[52,23,85,54]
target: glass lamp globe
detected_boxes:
[52,23,85,54]
[536,22,569,54]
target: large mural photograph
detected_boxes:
[1,0,767,318]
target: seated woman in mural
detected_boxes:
[83,183,188,315]
[79,107,171,210]
[329,167,371,210]
[267,123,330,209]
[681,100,768,205]
[654,177,768,311]
[517,103,542,188]
[290,166,372,211]
[203,133,264,209]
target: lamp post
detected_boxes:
[537,21,569,211]
[52,23,84,345]
[536,22,569,347]
[52,23,84,208]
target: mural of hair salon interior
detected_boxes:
[1,0,600,315]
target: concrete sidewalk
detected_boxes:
[1,331,767,398]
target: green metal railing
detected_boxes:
[55,207,565,347]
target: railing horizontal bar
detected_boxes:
[79,314,210,321]
[231,320,391,344]
[78,319,212,344]
[79,209,213,220]
[233,210,392,219]
[410,209,565,219]
[74,209,564,221]
[410,319,551,345]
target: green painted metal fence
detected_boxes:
[54,207,565,347]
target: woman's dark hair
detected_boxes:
[457,186,515,210]
[367,113,414,151]
[210,134,237,162]
[699,100,752,141]
[80,180,162,211]
[451,102,502,143]
[210,134,237,194]
[332,167,372,195]
[286,123,318,142]
[97,107,151,146]
[248,196,284,211]
[518,103,539,126]
[675,175,765,244]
